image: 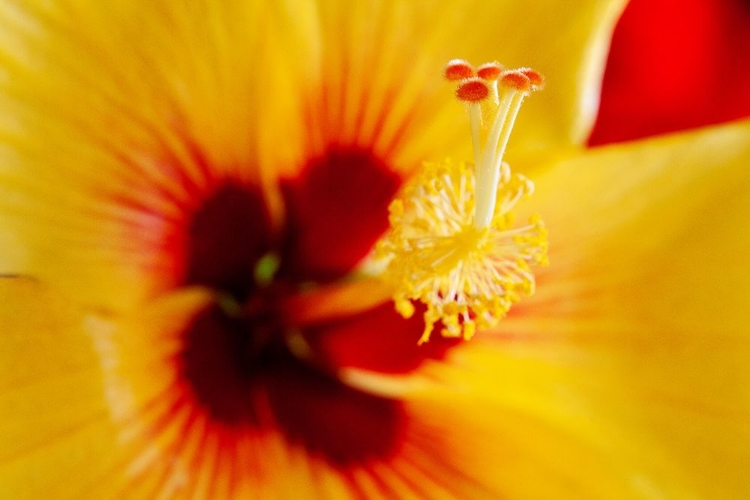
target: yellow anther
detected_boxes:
[378,160,547,343]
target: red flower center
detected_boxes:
[171,147,431,467]
[179,304,406,466]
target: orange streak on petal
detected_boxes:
[282,278,393,326]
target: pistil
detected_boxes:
[377,59,548,343]
[454,66,544,229]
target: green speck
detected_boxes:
[254,252,280,287]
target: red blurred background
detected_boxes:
[589,0,750,145]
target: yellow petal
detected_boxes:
[0,278,118,499]
[527,118,750,336]
[457,120,750,498]
[411,390,658,499]
[338,363,658,499]
[0,1,286,309]
[0,280,224,499]
[280,0,627,173]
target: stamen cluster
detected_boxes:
[377,59,548,344]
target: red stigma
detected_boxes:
[456,78,490,102]
[444,59,475,81]
[521,69,545,90]
[501,71,531,91]
[477,62,503,80]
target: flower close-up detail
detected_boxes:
[1,1,749,499]
[378,63,548,343]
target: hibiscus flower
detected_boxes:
[1,1,748,499]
